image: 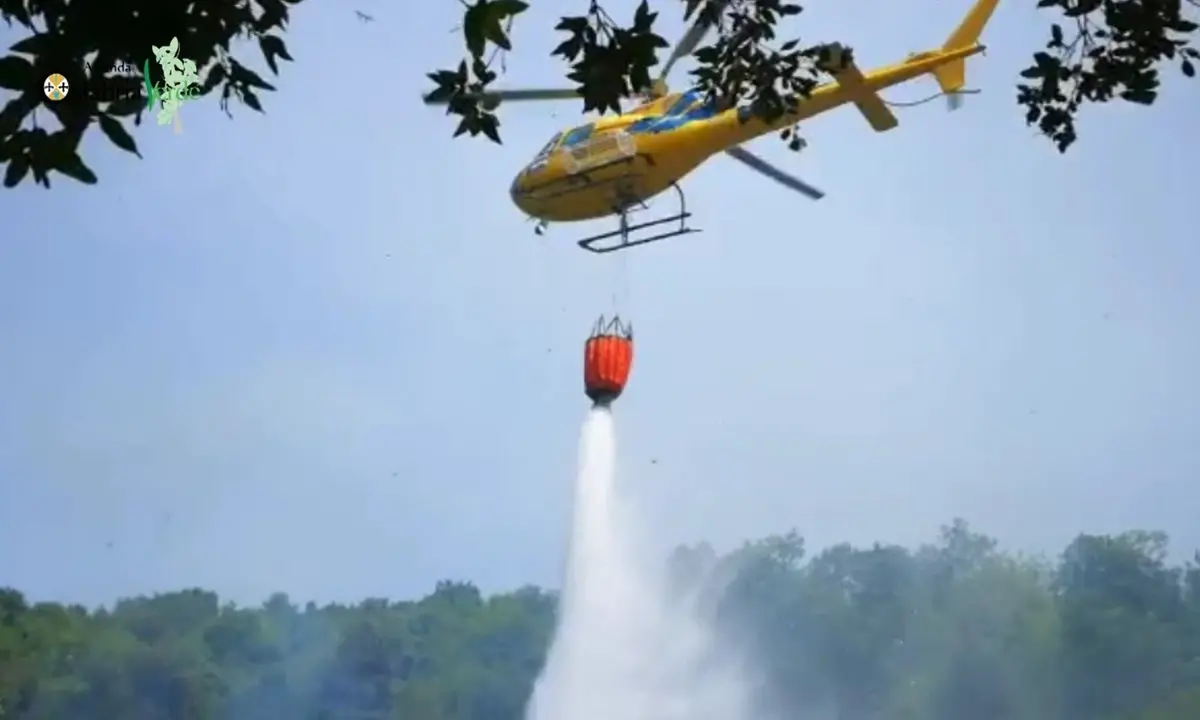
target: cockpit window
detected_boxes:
[533,133,561,160]
[560,123,594,147]
[664,90,702,116]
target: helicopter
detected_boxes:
[424,0,1000,253]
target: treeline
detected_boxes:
[1,520,1198,719]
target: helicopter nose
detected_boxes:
[510,172,533,211]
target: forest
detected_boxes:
[1,520,1198,719]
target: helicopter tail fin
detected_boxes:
[930,0,1000,98]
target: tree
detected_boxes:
[0,0,302,188]
[425,0,1198,153]
[1056,531,1189,720]
[0,523,1199,718]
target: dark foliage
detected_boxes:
[0,0,1193,190]
[1,522,1200,719]
[427,0,1198,152]
[0,0,302,188]
[1019,0,1198,150]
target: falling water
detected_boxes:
[525,406,757,720]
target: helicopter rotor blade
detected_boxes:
[725,145,825,200]
[422,88,579,105]
[657,0,733,83]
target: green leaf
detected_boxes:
[552,37,584,61]
[483,22,511,51]
[230,60,275,91]
[52,155,97,184]
[554,17,589,34]
[98,115,140,157]
[259,35,293,76]
[633,0,656,32]
[106,95,144,117]
[1063,0,1099,16]
[3,3,31,27]
[1050,24,1063,47]
[44,92,88,135]
[1119,87,1156,104]
[453,115,475,137]
[0,55,34,91]
[1183,59,1195,78]
[463,2,488,58]
[200,64,228,94]
[8,34,48,56]
[424,83,458,103]
[0,95,36,137]
[478,113,501,143]
[479,0,517,50]
[242,89,264,112]
[490,0,529,17]
[3,154,29,187]
[428,69,459,86]
[255,0,290,32]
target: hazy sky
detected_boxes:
[1,0,1197,606]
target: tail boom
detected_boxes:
[828,43,984,132]
[709,0,998,144]
[800,0,999,133]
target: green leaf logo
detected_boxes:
[142,60,157,110]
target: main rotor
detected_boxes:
[423,0,731,110]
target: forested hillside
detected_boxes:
[1,520,1198,719]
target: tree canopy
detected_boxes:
[2,521,1199,719]
[0,0,1193,189]
[427,0,1198,153]
[0,0,302,188]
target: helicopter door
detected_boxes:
[563,129,636,175]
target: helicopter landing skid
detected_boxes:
[576,183,700,254]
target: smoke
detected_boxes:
[525,406,759,720]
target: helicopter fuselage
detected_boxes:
[509,93,756,224]
[509,42,984,224]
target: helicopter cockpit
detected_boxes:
[560,123,594,147]
[521,132,562,176]
[533,132,561,159]
[523,123,596,172]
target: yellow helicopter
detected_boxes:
[425,0,1000,253]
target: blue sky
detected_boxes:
[1,0,1197,606]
